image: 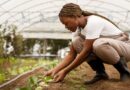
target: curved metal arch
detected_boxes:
[0,0,130,31]
[18,9,128,31]
[83,5,129,21]
[0,0,14,21]
[0,0,31,17]
[4,2,128,25]
[93,0,130,11]
[0,0,11,7]
[3,0,130,23]
[18,15,59,31]
[21,21,41,31]
[0,0,34,25]
[21,0,61,11]
[0,0,35,25]
[8,3,129,31]
[0,0,62,24]
[10,8,110,26]
[125,0,130,2]
[10,6,61,24]
[0,0,53,21]
[20,18,61,32]
[13,11,58,24]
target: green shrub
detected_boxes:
[13,34,24,56]
[0,37,4,57]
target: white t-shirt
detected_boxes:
[72,15,123,39]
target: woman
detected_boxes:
[44,3,130,84]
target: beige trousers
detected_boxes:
[72,34,130,64]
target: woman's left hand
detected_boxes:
[53,70,67,82]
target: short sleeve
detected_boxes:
[85,16,105,39]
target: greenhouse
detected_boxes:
[0,0,130,90]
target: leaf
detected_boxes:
[0,74,5,83]
[11,70,18,75]
[18,68,24,74]
[18,87,32,90]
[15,88,20,90]
[43,76,53,83]
[35,86,42,90]
[28,76,38,86]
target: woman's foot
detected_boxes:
[84,72,109,85]
[113,58,130,81]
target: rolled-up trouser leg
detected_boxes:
[93,38,130,64]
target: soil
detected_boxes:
[0,62,130,90]
[45,62,130,90]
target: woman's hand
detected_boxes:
[53,70,67,82]
[44,69,58,77]
[44,69,67,83]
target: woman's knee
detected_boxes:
[93,38,120,64]
[93,38,108,52]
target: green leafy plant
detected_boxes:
[15,76,39,90]
[0,73,6,83]
[42,76,53,83]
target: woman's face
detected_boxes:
[59,16,79,32]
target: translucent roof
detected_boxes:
[0,0,130,32]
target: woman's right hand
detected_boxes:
[44,69,58,77]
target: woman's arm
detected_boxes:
[53,39,95,82]
[44,44,77,76]
[64,39,95,73]
[53,44,77,72]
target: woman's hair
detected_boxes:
[59,3,118,27]
[59,3,82,17]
